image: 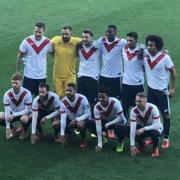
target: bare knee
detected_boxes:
[0,112,5,121]
[20,115,30,124]
[77,121,86,129]
[52,120,60,128]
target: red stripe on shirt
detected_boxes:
[116,111,123,116]
[146,53,165,70]
[80,47,97,60]
[26,38,50,54]
[8,91,27,107]
[96,100,115,117]
[124,45,137,61]
[133,106,153,125]
[102,37,119,52]
[62,97,83,114]
[153,116,160,120]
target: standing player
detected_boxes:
[144,35,176,149]
[91,87,127,152]
[51,26,81,98]
[95,25,127,99]
[16,22,53,97]
[31,83,61,144]
[77,29,100,111]
[130,92,163,157]
[0,73,32,139]
[121,32,144,118]
[60,83,91,148]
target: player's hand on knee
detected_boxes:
[40,117,48,125]
[136,128,145,136]
[69,119,77,128]
[20,115,29,124]
[7,115,15,122]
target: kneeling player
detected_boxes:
[130,92,163,157]
[31,83,61,144]
[0,73,32,139]
[60,83,91,148]
[88,87,127,152]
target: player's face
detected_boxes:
[61,29,71,43]
[11,80,21,93]
[39,87,48,100]
[106,27,116,42]
[34,27,44,41]
[146,41,157,55]
[98,93,109,107]
[82,33,92,46]
[135,96,147,111]
[65,86,75,99]
[127,36,136,49]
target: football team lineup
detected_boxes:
[0,1,179,179]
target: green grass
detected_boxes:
[0,0,180,179]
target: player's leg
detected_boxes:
[0,112,6,127]
[53,76,64,98]
[121,84,132,119]
[86,119,96,134]
[114,124,130,152]
[155,89,170,149]
[77,120,87,148]
[19,114,32,139]
[77,76,87,96]
[99,76,121,99]
[147,86,157,105]
[35,109,48,141]
[52,117,61,142]
[147,130,161,157]
[86,77,98,117]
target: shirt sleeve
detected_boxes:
[95,120,103,148]
[165,55,174,70]
[48,41,54,53]
[130,108,137,146]
[93,105,101,120]
[32,97,39,111]
[77,37,82,44]
[60,103,67,136]
[3,93,11,129]
[93,39,101,49]
[129,108,137,121]
[114,100,127,124]
[130,120,137,146]
[31,110,38,134]
[19,39,27,54]
[94,104,103,147]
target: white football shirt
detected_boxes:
[19,35,53,79]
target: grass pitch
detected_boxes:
[0,0,180,179]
